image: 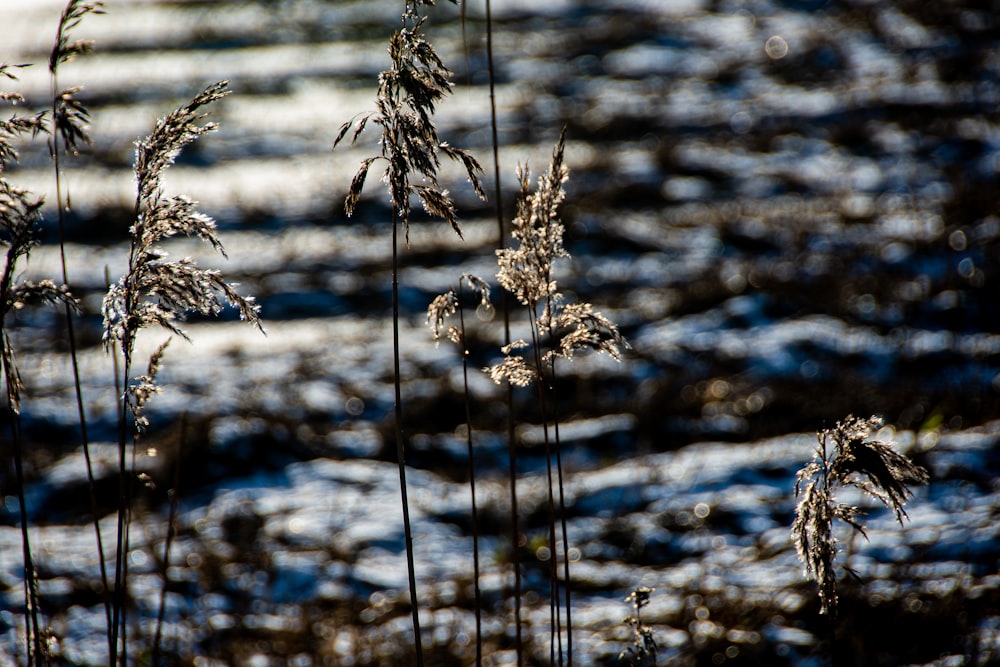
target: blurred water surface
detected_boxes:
[2,0,1000,664]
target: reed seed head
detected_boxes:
[792,415,929,615]
[335,1,484,245]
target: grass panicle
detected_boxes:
[49,0,105,75]
[103,80,261,354]
[335,0,484,243]
[792,415,929,616]
[102,79,262,664]
[49,1,104,158]
[489,130,626,385]
[2,64,48,167]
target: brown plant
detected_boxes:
[792,415,929,615]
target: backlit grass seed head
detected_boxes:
[103,81,262,355]
[49,1,105,156]
[495,131,570,309]
[2,65,49,168]
[792,415,928,615]
[336,1,484,245]
[828,415,930,523]
[487,340,537,387]
[545,301,626,363]
[2,75,78,414]
[52,87,92,156]
[428,290,459,344]
[428,273,491,345]
[488,130,628,386]
[129,338,169,432]
[49,0,105,74]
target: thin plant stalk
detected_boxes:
[550,358,572,663]
[390,207,424,665]
[543,296,573,666]
[47,0,112,650]
[336,2,485,660]
[1,245,43,665]
[428,275,491,666]
[526,308,562,666]
[4,405,43,666]
[152,413,185,666]
[110,322,132,666]
[2,67,75,666]
[110,332,140,665]
[457,282,484,667]
[483,0,525,658]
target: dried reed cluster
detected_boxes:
[337,0,485,241]
[103,81,262,360]
[100,79,262,665]
[429,129,628,667]
[488,130,626,388]
[3,0,944,665]
[792,415,929,615]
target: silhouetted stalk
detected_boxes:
[105,261,123,666]
[1,231,42,664]
[47,1,111,650]
[103,81,259,666]
[428,276,492,664]
[152,414,185,666]
[542,280,573,665]
[527,308,563,667]
[428,277,489,666]
[391,207,424,666]
[456,281,484,667]
[2,66,75,666]
[504,379,522,662]
[110,339,132,666]
[483,0,524,658]
[4,403,43,666]
[336,2,485,661]
[550,360,573,665]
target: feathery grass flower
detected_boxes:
[792,415,929,615]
